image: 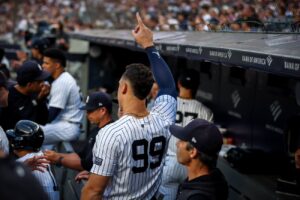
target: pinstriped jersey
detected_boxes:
[48,72,83,123]
[17,151,59,200]
[167,97,214,156]
[91,95,176,199]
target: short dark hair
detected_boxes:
[186,142,217,169]
[122,63,154,100]
[43,48,66,68]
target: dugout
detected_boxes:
[69,30,300,200]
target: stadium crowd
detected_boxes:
[0,0,299,42]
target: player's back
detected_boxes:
[17,151,59,200]
[176,97,213,126]
[91,95,176,199]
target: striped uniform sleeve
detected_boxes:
[48,80,70,109]
[90,128,119,176]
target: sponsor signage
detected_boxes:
[70,32,300,77]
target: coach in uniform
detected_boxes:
[81,13,177,199]
[44,92,113,175]
[42,48,83,146]
[160,68,214,199]
[170,119,228,200]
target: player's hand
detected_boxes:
[295,148,300,169]
[75,170,90,182]
[131,12,154,49]
[44,150,60,164]
[37,82,50,100]
[24,155,50,172]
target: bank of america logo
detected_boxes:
[227,50,232,59]
[270,101,282,121]
[267,55,273,66]
[231,90,240,108]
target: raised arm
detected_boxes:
[132,13,177,99]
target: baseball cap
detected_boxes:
[178,69,200,90]
[80,92,112,113]
[170,119,223,157]
[30,38,50,53]
[16,60,50,85]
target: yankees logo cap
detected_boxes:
[170,118,223,157]
[16,60,50,85]
[80,91,112,113]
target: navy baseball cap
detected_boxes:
[30,38,50,53]
[80,92,112,113]
[17,60,50,85]
[178,69,200,90]
[170,119,223,157]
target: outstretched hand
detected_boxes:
[24,155,50,172]
[131,13,154,49]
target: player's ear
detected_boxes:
[122,82,128,94]
[189,147,198,159]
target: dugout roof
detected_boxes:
[70,30,300,78]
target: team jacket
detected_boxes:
[176,168,228,200]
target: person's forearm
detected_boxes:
[58,153,84,171]
[146,46,177,98]
[81,185,103,200]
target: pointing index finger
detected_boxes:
[136,12,144,27]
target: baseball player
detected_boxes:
[6,120,59,200]
[160,69,214,199]
[81,13,177,199]
[0,129,49,200]
[41,48,83,146]
[44,92,113,174]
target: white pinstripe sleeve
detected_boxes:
[90,128,119,176]
[48,80,70,109]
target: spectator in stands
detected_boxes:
[3,60,50,130]
[169,118,228,200]
[44,92,113,178]
[41,48,83,147]
[160,69,214,199]
[30,38,51,65]
[11,38,50,70]
[51,21,70,51]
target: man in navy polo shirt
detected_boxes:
[4,60,50,130]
